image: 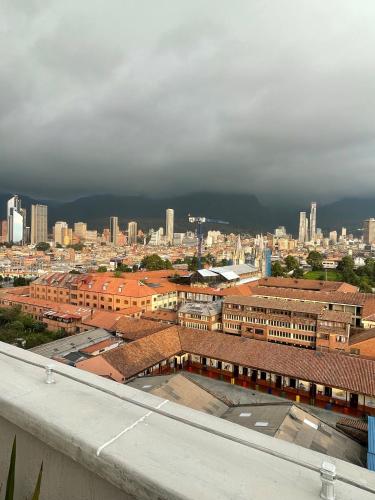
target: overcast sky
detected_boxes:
[1,0,375,203]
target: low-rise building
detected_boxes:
[178,301,222,331]
[223,296,351,350]
[30,272,178,312]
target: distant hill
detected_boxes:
[0,192,374,235]
[46,192,269,233]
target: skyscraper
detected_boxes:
[363,219,375,245]
[109,216,119,245]
[74,222,87,241]
[31,204,48,245]
[7,195,24,244]
[166,208,174,245]
[309,202,317,241]
[298,212,307,242]
[127,221,138,245]
[54,221,68,245]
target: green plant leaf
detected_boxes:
[31,462,43,500]
[5,436,16,500]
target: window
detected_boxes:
[255,328,264,335]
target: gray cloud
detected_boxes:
[1,0,375,203]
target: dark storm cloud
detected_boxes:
[1,0,375,202]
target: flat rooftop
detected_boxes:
[0,342,374,499]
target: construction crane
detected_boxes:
[188,215,229,268]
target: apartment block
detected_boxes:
[30,272,178,312]
[223,296,351,350]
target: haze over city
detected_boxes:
[2,0,375,203]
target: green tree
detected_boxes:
[13,277,31,287]
[337,256,355,273]
[97,266,107,273]
[141,254,172,270]
[185,256,199,272]
[203,253,216,266]
[306,251,324,271]
[67,243,84,251]
[35,242,50,252]
[284,255,299,272]
[271,261,285,277]
[292,267,304,278]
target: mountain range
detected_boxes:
[0,192,373,236]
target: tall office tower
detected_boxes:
[54,221,68,245]
[166,208,174,245]
[74,222,87,241]
[31,204,48,245]
[127,221,138,245]
[274,226,286,237]
[298,212,307,242]
[363,219,375,245]
[7,195,24,244]
[329,231,338,244]
[309,202,317,241]
[341,227,347,238]
[109,216,119,245]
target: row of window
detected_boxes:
[223,315,316,332]
[223,322,241,330]
[183,322,208,330]
[269,330,314,342]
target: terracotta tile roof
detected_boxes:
[114,317,169,341]
[102,326,182,379]
[258,277,358,292]
[141,309,178,323]
[82,310,124,330]
[349,328,375,346]
[178,329,375,396]
[33,272,177,297]
[175,284,225,295]
[5,286,30,295]
[79,338,119,354]
[251,285,368,306]
[224,295,324,314]
[81,322,375,395]
[336,417,368,432]
[362,297,375,319]
[319,310,352,323]
[76,356,124,382]
[1,293,93,319]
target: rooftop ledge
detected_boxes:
[0,342,374,500]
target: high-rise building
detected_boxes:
[329,231,337,244]
[7,195,24,244]
[109,216,119,245]
[298,212,307,242]
[54,221,68,245]
[341,227,347,238]
[363,219,375,245]
[309,202,317,241]
[274,226,286,237]
[74,222,87,241]
[127,221,138,245]
[166,208,174,245]
[31,204,48,245]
